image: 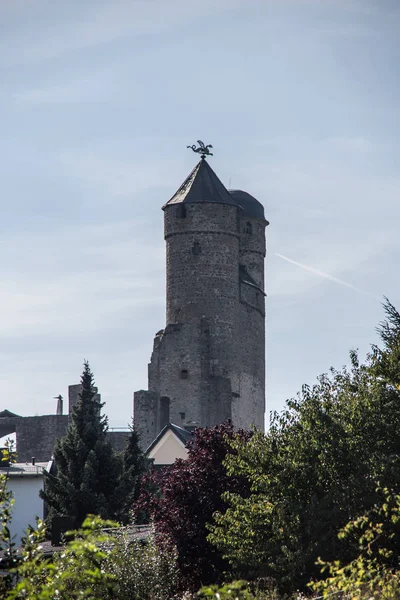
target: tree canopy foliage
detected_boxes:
[2,301,400,598]
[311,488,400,600]
[208,299,400,592]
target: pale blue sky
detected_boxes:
[0,0,399,427]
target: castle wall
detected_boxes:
[232,300,265,430]
[239,215,266,288]
[0,385,129,462]
[16,415,128,463]
[107,431,131,453]
[15,415,69,462]
[165,203,240,325]
[165,203,241,380]
[0,416,20,439]
[133,390,158,450]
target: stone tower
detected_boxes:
[134,157,268,449]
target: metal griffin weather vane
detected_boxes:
[187,140,213,159]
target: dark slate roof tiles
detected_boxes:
[144,422,193,455]
[162,159,238,209]
[229,189,267,221]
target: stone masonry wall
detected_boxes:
[133,390,158,450]
[16,415,69,462]
[134,193,267,440]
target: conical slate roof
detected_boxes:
[162,159,238,209]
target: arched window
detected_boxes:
[192,241,202,255]
[159,396,170,429]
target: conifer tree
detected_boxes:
[41,361,123,527]
[114,424,146,524]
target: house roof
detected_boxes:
[145,422,193,455]
[0,462,48,476]
[169,423,193,445]
[162,159,238,209]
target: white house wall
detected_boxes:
[7,477,44,545]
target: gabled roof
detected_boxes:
[145,422,193,455]
[169,423,193,445]
[162,159,238,209]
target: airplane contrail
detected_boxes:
[275,253,378,298]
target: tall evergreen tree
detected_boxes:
[41,361,123,527]
[113,423,146,524]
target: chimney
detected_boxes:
[54,395,63,415]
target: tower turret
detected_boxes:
[134,156,268,448]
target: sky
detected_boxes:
[0,0,399,428]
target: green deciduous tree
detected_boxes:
[208,299,400,593]
[41,361,123,527]
[311,489,400,599]
[102,526,179,600]
[3,517,178,600]
[6,516,118,600]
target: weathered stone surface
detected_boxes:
[0,385,129,463]
[16,415,69,462]
[107,431,131,453]
[134,169,268,446]
[133,390,158,450]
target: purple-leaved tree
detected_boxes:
[134,421,251,592]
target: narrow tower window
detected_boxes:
[192,241,202,255]
[159,396,170,429]
[176,205,186,218]
[180,369,188,379]
[244,222,252,234]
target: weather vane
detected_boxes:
[187,140,213,159]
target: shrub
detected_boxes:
[103,527,179,600]
[310,489,400,599]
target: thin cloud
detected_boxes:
[275,253,378,299]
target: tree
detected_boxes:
[133,422,252,592]
[114,423,146,524]
[208,300,400,593]
[41,361,123,527]
[311,489,400,599]
[6,517,117,600]
[5,517,179,600]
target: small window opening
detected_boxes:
[160,396,170,429]
[244,221,252,234]
[192,241,202,255]
[176,205,186,218]
[180,369,188,379]
[179,412,186,420]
